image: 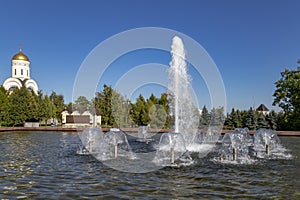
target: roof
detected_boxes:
[12,45,30,61]
[256,104,269,111]
[62,107,101,116]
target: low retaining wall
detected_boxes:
[0,127,300,136]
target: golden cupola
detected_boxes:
[12,44,30,62]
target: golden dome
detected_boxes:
[12,45,30,61]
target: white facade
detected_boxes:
[3,46,39,94]
[12,59,30,80]
[61,109,101,128]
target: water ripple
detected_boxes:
[0,132,299,199]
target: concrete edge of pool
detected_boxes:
[0,127,299,136]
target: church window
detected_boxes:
[9,86,17,92]
[21,69,23,75]
[14,69,16,75]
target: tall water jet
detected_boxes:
[167,36,199,149]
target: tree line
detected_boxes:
[0,86,56,127]
[0,60,299,130]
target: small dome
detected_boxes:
[12,45,30,61]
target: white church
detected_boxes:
[3,45,39,93]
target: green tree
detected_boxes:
[6,87,38,126]
[276,111,287,131]
[244,107,257,130]
[225,108,235,129]
[266,110,277,130]
[111,89,126,127]
[273,63,300,130]
[159,93,172,128]
[74,96,90,112]
[257,112,269,129]
[39,94,56,125]
[210,107,225,127]
[50,91,65,122]
[148,104,167,129]
[93,85,113,126]
[199,105,210,129]
[0,86,9,126]
[273,66,300,113]
[148,93,158,104]
[93,85,127,127]
[130,94,150,126]
[233,109,243,128]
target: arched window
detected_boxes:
[9,86,18,92]
[14,69,16,75]
[21,69,23,75]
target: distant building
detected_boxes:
[198,108,203,115]
[256,104,269,115]
[3,45,38,93]
[61,108,101,128]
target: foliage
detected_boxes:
[199,105,210,129]
[50,91,65,122]
[273,66,300,113]
[93,85,131,127]
[210,107,226,127]
[273,63,300,130]
[158,93,173,128]
[257,112,269,129]
[74,96,90,112]
[265,110,277,130]
[0,86,9,126]
[1,79,298,130]
[0,87,56,126]
[130,94,150,126]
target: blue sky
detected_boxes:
[0,0,299,112]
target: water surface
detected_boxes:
[0,131,299,199]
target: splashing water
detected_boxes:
[78,128,103,154]
[167,36,199,150]
[220,130,251,162]
[96,130,135,161]
[136,126,154,143]
[254,129,291,159]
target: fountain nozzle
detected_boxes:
[266,144,270,156]
[233,148,237,161]
[114,144,118,159]
[171,147,175,164]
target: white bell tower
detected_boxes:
[3,44,39,93]
[11,44,31,80]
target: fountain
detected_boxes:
[216,128,292,164]
[76,35,292,172]
[220,129,251,162]
[153,36,222,165]
[96,129,135,160]
[254,129,286,158]
[153,132,187,166]
[167,36,200,151]
[77,127,103,155]
[136,126,153,143]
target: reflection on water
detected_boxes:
[0,131,299,199]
